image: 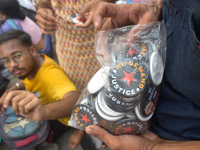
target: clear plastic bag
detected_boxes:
[68,21,166,135]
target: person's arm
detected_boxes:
[0,80,25,111]
[34,0,58,35]
[75,0,117,28]
[91,0,162,30]
[86,125,200,150]
[42,90,80,120]
[37,65,80,120]
[1,89,79,121]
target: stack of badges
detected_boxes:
[71,41,164,135]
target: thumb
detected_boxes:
[86,125,116,146]
[77,5,90,19]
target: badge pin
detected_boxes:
[70,13,86,24]
[112,118,149,135]
[150,52,164,86]
[73,104,99,130]
[108,59,148,97]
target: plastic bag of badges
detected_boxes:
[68,21,167,135]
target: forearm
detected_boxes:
[153,139,200,150]
[43,91,80,120]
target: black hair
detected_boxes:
[0,0,25,20]
[0,30,32,47]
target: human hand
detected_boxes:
[75,0,103,28]
[92,0,162,30]
[0,90,45,121]
[35,8,59,35]
[0,90,8,112]
[86,125,165,150]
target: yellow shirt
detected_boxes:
[23,54,77,125]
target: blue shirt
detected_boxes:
[150,0,200,141]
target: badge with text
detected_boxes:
[73,104,100,130]
[108,59,148,97]
[112,118,149,135]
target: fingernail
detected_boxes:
[5,90,8,94]
[4,104,7,108]
[94,21,99,29]
[86,126,93,135]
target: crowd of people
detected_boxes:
[0,0,200,149]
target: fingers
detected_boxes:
[92,1,160,31]
[0,90,8,111]
[75,14,93,28]
[40,28,54,35]
[77,3,91,19]
[92,2,118,30]
[2,91,40,115]
[18,94,40,114]
[35,8,58,33]
[86,125,118,149]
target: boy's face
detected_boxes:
[0,39,36,79]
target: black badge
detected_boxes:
[108,58,148,98]
[112,118,149,135]
[95,92,125,121]
[135,82,160,121]
[115,43,149,61]
[73,104,100,130]
[97,90,126,117]
[105,91,137,112]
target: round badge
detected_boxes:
[108,58,148,97]
[135,105,154,122]
[95,95,125,121]
[97,90,126,117]
[125,111,137,119]
[150,52,164,86]
[112,118,149,135]
[87,68,107,94]
[72,104,100,130]
[98,119,116,134]
[115,43,149,62]
[70,13,86,24]
[136,83,160,119]
[105,91,137,112]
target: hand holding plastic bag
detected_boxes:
[68,21,166,135]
